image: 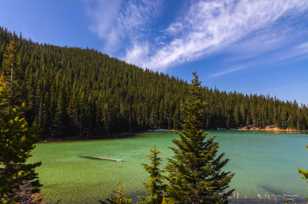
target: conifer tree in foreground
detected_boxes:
[166,73,234,204]
[0,75,42,203]
[143,147,165,204]
[298,145,308,180]
[100,184,132,204]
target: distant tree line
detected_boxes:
[0,27,307,139]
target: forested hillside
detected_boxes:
[0,27,307,139]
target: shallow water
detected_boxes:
[31,131,308,204]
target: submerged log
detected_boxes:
[79,155,124,162]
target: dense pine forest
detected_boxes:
[0,27,307,139]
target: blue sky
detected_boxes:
[1,0,308,104]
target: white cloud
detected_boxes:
[86,0,308,71]
[274,41,308,61]
[144,0,308,70]
[209,66,248,78]
[85,0,122,50]
[124,42,150,66]
[207,39,308,79]
[297,42,308,51]
[85,0,161,52]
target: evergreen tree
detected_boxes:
[160,197,175,204]
[166,73,234,204]
[1,40,23,105]
[2,40,17,85]
[143,147,165,204]
[51,92,68,137]
[99,184,132,204]
[0,75,42,203]
[298,145,308,180]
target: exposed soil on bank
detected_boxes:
[239,125,302,133]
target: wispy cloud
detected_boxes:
[85,0,161,52]
[85,0,122,51]
[209,66,248,79]
[124,42,150,66]
[86,0,308,71]
[287,42,308,59]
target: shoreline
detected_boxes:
[238,126,305,133]
[39,128,308,144]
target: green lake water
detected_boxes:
[30,131,308,204]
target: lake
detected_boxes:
[31,131,308,204]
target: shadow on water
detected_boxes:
[229,185,307,204]
[259,185,285,195]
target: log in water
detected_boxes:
[79,155,124,162]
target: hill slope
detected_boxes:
[0,27,307,138]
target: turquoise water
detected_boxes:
[31,131,308,203]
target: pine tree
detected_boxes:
[166,73,234,204]
[161,197,175,204]
[298,145,308,180]
[51,92,68,137]
[99,184,132,204]
[143,147,165,204]
[2,40,17,84]
[1,40,23,105]
[0,75,42,203]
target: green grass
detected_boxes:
[30,131,308,204]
